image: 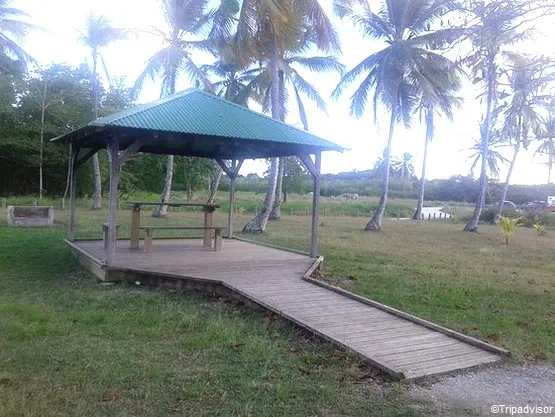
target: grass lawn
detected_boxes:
[0,226,423,417]
[1,196,553,415]
[254,216,555,363]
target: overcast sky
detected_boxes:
[13,0,555,185]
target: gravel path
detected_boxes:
[410,363,555,416]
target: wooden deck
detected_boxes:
[69,238,508,380]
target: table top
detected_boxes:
[126,201,220,209]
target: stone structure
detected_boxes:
[7,206,54,227]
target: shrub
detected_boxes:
[521,210,552,228]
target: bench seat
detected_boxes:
[139,225,227,252]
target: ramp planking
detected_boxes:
[70,238,507,380]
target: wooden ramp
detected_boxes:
[69,238,508,380]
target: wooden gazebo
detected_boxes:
[53,89,344,264]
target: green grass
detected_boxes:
[253,216,555,363]
[2,193,554,415]
[0,226,424,417]
[2,191,419,218]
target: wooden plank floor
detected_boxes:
[73,238,504,380]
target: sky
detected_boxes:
[13,0,555,185]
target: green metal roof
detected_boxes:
[52,88,344,159]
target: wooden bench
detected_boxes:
[102,222,120,249]
[139,226,227,253]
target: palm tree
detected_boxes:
[333,0,461,231]
[372,148,397,180]
[535,99,555,185]
[201,38,257,203]
[413,90,462,220]
[80,13,126,209]
[461,0,551,231]
[468,134,509,180]
[133,0,218,217]
[495,55,552,220]
[238,33,343,220]
[395,152,415,198]
[237,0,339,233]
[0,0,39,69]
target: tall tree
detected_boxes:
[0,0,38,69]
[134,0,219,217]
[535,99,555,185]
[80,13,126,209]
[201,37,259,203]
[413,89,461,220]
[238,0,340,233]
[395,152,415,198]
[461,0,554,231]
[468,133,508,180]
[236,32,343,219]
[495,55,552,220]
[333,0,461,231]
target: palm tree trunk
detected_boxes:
[464,55,496,232]
[153,74,176,216]
[548,148,553,185]
[63,144,72,200]
[242,35,281,233]
[91,49,102,210]
[496,118,521,221]
[401,164,406,198]
[207,168,223,204]
[269,68,286,220]
[153,155,174,217]
[269,157,284,220]
[414,112,433,220]
[365,110,396,231]
[39,81,46,200]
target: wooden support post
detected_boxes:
[228,173,236,238]
[216,159,243,239]
[68,146,80,241]
[310,152,321,258]
[214,229,223,251]
[106,136,120,265]
[203,208,214,248]
[144,228,153,253]
[130,204,141,249]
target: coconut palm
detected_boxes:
[468,133,509,180]
[535,101,555,185]
[80,13,126,209]
[333,0,461,231]
[238,32,343,219]
[460,0,551,231]
[133,0,221,217]
[201,38,257,203]
[0,0,39,68]
[495,55,552,220]
[238,0,339,233]
[395,152,415,198]
[413,89,462,220]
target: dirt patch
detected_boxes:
[409,363,555,416]
[311,269,358,290]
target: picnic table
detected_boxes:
[127,202,220,250]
